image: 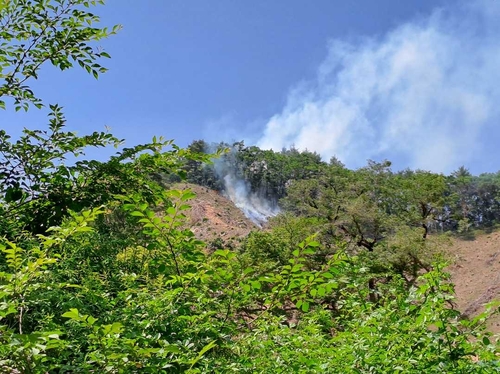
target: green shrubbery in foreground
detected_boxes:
[1,194,499,372]
[0,1,499,372]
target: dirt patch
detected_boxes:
[173,182,500,333]
[447,230,500,334]
[173,183,257,247]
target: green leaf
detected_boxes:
[62,308,80,320]
[181,191,196,201]
[130,211,145,217]
[189,340,217,368]
[251,280,261,290]
[291,264,303,273]
[214,249,229,257]
[163,344,181,354]
[301,301,310,312]
[168,190,182,198]
[109,322,123,334]
[322,272,334,279]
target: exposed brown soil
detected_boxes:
[173,183,257,246]
[447,230,500,334]
[175,183,500,333]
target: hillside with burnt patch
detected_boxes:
[180,182,500,333]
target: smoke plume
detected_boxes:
[222,174,279,227]
[212,148,279,226]
[257,0,500,173]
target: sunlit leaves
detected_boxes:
[0,0,121,110]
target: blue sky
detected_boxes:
[3,0,500,174]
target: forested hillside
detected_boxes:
[183,139,500,235]
[1,1,499,373]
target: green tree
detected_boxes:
[0,0,120,110]
[282,161,448,287]
[0,1,214,238]
[1,1,499,372]
[448,166,475,233]
[394,169,446,238]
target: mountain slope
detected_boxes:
[447,231,500,334]
[176,183,257,246]
[180,182,500,332]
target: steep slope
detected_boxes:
[447,230,500,334]
[174,183,257,246]
[177,183,500,332]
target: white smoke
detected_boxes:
[210,148,280,226]
[222,174,279,227]
[257,0,500,173]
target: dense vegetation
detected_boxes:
[1,1,499,372]
[185,140,500,235]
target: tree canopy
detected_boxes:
[0,1,499,373]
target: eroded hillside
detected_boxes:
[175,183,257,247]
[448,231,500,334]
[180,182,500,333]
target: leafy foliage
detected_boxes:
[1,1,499,372]
[0,0,120,111]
